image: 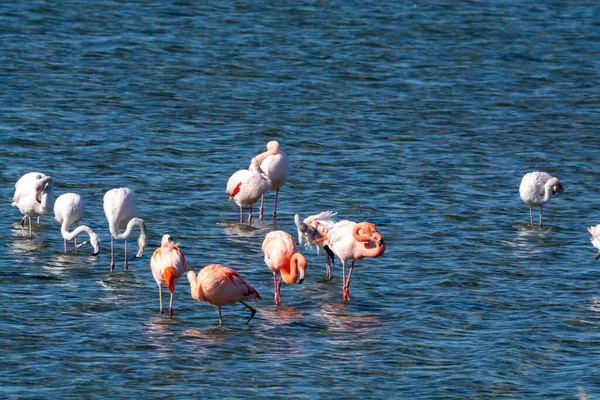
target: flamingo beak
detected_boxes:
[91,247,100,256]
[596,251,600,261]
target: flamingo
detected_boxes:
[187,264,262,326]
[315,220,386,302]
[103,188,147,272]
[262,230,307,305]
[255,141,289,219]
[519,171,564,225]
[53,193,100,255]
[150,234,187,315]
[11,172,55,238]
[295,211,338,279]
[226,157,272,225]
[587,225,600,260]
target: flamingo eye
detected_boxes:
[168,236,173,242]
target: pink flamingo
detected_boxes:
[315,221,386,302]
[255,141,289,219]
[150,234,187,315]
[226,158,272,225]
[187,264,262,326]
[262,230,307,305]
[519,171,563,225]
[12,172,55,238]
[295,211,338,279]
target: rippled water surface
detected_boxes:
[1,1,600,398]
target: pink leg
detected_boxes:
[343,261,356,302]
[28,217,32,239]
[247,205,253,225]
[37,216,40,224]
[239,206,243,224]
[272,189,279,218]
[325,252,332,280]
[259,194,265,220]
[20,216,27,237]
[63,239,67,253]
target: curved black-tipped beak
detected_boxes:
[595,251,600,261]
[298,277,304,284]
[91,250,100,257]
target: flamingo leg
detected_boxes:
[539,206,543,226]
[110,236,115,272]
[28,216,33,239]
[124,240,129,272]
[343,261,356,302]
[324,251,333,280]
[273,272,280,305]
[240,301,256,324]
[37,216,40,224]
[529,206,533,225]
[247,205,253,225]
[259,194,265,220]
[169,291,174,315]
[272,189,279,218]
[74,222,78,248]
[159,285,163,314]
[63,239,67,253]
[218,306,223,327]
[19,216,27,237]
[239,206,243,224]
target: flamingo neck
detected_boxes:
[61,222,94,242]
[110,217,145,240]
[255,141,280,164]
[542,177,559,203]
[280,253,306,284]
[353,223,386,258]
[189,275,205,302]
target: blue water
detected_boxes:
[1,1,600,398]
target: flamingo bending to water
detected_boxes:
[315,220,386,302]
[12,172,55,238]
[187,264,261,326]
[262,230,307,305]
[226,158,271,225]
[54,193,100,255]
[519,171,563,225]
[255,141,289,219]
[150,234,187,315]
[103,188,147,272]
[295,211,338,279]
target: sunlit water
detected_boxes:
[1,1,599,398]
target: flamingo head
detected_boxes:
[90,232,101,256]
[34,176,53,203]
[293,253,307,284]
[163,267,176,292]
[552,181,564,195]
[135,231,147,258]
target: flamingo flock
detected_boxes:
[19,143,584,327]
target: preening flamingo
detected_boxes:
[255,141,289,219]
[150,234,187,315]
[103,188,147,272]
[53,193,100,255]
[315,220,386,302]
[12,172,55,238]
[226,157,272,225]
[295,211,338,279]
[519,171,564,225]
[587,225,600,260]
[187,264,261,326]
[262,230,307,305]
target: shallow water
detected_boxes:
[1,1,600,398]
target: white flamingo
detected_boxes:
[12,172,55,238]
[226,157,272,225]
[295,211,338,279]
[519,171,564,225]
[103,188,147,272]
[54,193,100,255]
[255,141,289,219]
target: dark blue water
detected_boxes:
[1,1,599,398]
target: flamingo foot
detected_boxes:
[169,307,173,315]
[343,288,350,302]
[110,262,115,272]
